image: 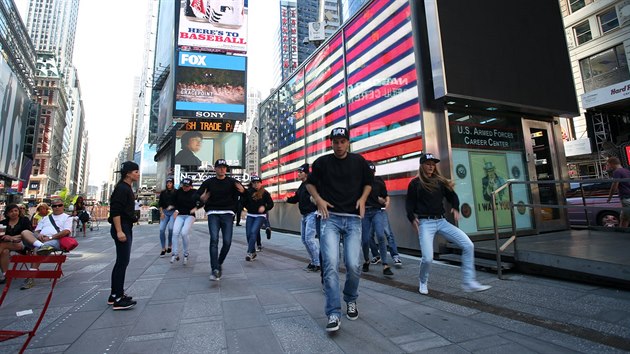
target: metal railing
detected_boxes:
[490,178,630,279]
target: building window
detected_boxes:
[599,8,619,34]
[580,44,630,92]
[569,0,586,13]
[574,21,592,45]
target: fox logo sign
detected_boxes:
[180,53,207,66]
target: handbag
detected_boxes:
[48,215,79,252]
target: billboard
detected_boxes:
[0,55,30,180]
[174,51,246,120]
[177,0,249,53]
[174,121,244,173]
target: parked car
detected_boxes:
[566,182,620,227]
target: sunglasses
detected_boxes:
[52,204,64,208]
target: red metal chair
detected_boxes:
[0,254,66,354]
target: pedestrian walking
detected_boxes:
[170,178,199,266]
[606,156,630,228]
[405,153,491,295]
[243,176,273,261]
[361,161,393,276]
[108,161,140,310]
[305,127,373,332]
[195,159,245,281]
[286,163,320,272]
[158,178,176,256]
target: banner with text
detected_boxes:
[177,0,248,53]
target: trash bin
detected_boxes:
[150,207,160,224]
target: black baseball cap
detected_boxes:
[214,159,228,167]
[181,178,193,186]
[117,161,139,175]
[166,177,174,184]
[251,176,262,182]
[329,127,349,140]
[297,163,309,173]
[419,153,440,164]
[367,161,375,172]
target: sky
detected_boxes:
[16,0,278,186]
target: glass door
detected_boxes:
[522,119,566,231]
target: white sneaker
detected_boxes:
[183,255,188,265]
[170,255,176,264]
[419,282,429,295]
[462,281,491,293]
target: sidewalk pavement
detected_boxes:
[1,221,629,353]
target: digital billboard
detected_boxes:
[0,55,30,180]
[174,51,246,120]
[177,0,249,53]
[174,121,244,174]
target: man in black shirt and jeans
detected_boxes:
[195,159,245,281]
[306,127,373,333]
[108,161,140,310]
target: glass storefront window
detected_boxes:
[448,112,532,234]
[580,44,630,92]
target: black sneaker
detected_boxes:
[166,247,172,253]
[346,302,358,320]
[370,256,381,265]
[246,253,253,261]
[265,227,271,239]
[251,252,257,260]
[362,262,369,272]
[108,294,133,305]
[383,266,394,276]
[112,296,137,310]
[160,250,166,257]
[326,315,340,332]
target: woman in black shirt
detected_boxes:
[406,153,491,295]
[0,204,33,282]
[108,161,140,310]
[243,176,273,261]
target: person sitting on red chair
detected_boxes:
[11,198,71,289]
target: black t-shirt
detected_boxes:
[174,188,199,215]
[366,175,388,209]
[109,181,136,224]
[196,176,242,212]
[243,187,274,215]
[159,188,177,209]
[307,152,373,215]
[286,182,317,215]
[1,216,32,236]
[405,176,460,222]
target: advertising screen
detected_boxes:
[174,51,246,120]
[177,0,249,53]
[175,124,244,173]
[0,56,30,180]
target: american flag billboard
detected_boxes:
[344,0,422,192]
[260,0,422,200]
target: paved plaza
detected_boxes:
[0,221,629,353]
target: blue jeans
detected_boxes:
[159,209,175,249]
[320,214,362,317]
[208,213,234,272]
[361,209,389,265]
[172,215,195,257]
[370,213,399,258]
[301,212,320,266]
[417,218,477,286]
[245,215,265,253]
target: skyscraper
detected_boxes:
[276,0,369,84]
[22,0,80,79]
[20,0,86,197]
